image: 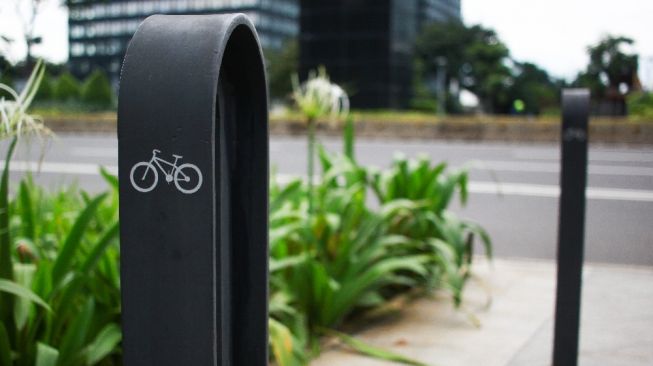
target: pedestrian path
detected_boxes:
[312,258,653,365]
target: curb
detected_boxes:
[43,115,653,145]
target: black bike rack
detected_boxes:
[118,14,268,365]
[552,89,590,366]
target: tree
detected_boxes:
[415,22,512,113]
[3,0,47,70]
[265,40,298,101]
[573,35,640,114]
[81,69,114,109]
[507,62,560,114]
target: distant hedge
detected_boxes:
[628,92,653,119]
[53,72,81,102]
[31,68,116,110]
[82,69,113,108]
[35,71,55,101]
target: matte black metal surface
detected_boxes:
[552,89,590,366]
[118,14,268,366]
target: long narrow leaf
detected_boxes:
[270,180,303,212]
[57,298,94,366]
[19,180,35,240]
[0,278,51,312]
[99,167,118,191]
[322,328,428,366]
[269,318,295,366]
[0,138,18,330]
[13,263,37,329]
[36,343,59,366]
[84,323,121,365]
[0,323,11,366]
[51,193,107,286]
[80,221,119,274]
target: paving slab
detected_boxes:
[311,258,653,366]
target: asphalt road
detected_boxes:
[3,134,652,266]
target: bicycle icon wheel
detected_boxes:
[174,163,203,194]
[130,162,158,193]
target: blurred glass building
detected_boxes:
[68,0,299,85]
[419,0,461,24]
[299,0,461,109]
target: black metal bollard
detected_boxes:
[118,14,268,365]
[552,89,589,366]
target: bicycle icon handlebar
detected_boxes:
[129,149,203,194]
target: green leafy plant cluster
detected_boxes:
[0,151,490,366]
[267,141,491,364]
[0,174,120,366]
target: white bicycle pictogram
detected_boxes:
[130,149,203,194]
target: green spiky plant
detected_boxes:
[1,172,121,366]
[367,156,492,307]
[267,138,491,365]
[1,60,50,364]
[0,62,122,366]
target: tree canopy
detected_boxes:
[415,22,560,114]
[574,36,639,98]
[265,40,298,102]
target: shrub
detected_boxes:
[35,71,55,101]
[53,72,81,102]
[627,92,653,119]
[267,144,492,362]
[410,97,438,113]
[81,69,114,109]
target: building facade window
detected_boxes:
[68,0,299,84]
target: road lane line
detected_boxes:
[3,160,118,175]
[71,147,118,158]
[512,150,653,163]
[475,160,653,177]
[4,161,653,202]
[467,182,653,202]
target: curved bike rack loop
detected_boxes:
[118,14,268,365]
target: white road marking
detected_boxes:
[512,149,653,163]
[71,147,118,158]
[467,182,653,202]
[475,160,653,177]
[4,160,653,202]
[3,160,118,175]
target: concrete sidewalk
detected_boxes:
[312,258,653,366]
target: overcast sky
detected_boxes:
[1,0,652,87]
[463,0,653,87]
